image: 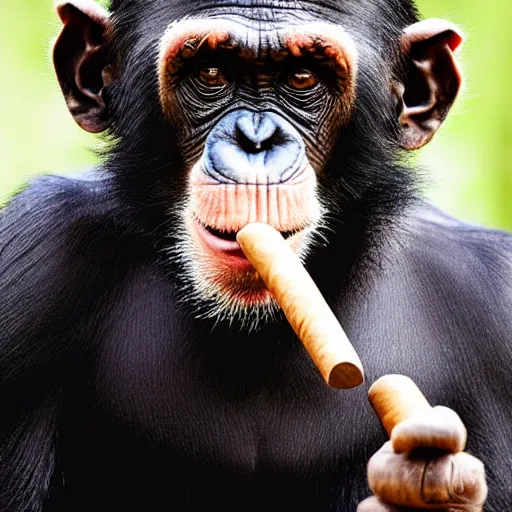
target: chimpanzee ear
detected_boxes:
[397,19,464,150]
[53,1,113,133]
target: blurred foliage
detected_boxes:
[0,1,511,230]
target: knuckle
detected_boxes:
[391,406,467,454]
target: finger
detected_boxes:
[422,452,487,506]
[391,406,467,454]
[368,444,487,509]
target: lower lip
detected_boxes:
[193,220,254,271]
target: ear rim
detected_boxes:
[55,0,110,26]
[402,18,464,53]
[53,1,112,134]
[398,19,465,151]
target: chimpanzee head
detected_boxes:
[53,0,463,327]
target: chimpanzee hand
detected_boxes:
[357,406,488,511]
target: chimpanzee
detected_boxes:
[1,0,511,510]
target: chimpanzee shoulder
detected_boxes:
[1,172,121,282]
[352,199,512,379]
[391,200,512,351]
[0,172,155,383]
[409,201,512,284]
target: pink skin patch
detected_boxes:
[188,162,319,233]
[194,220,253,272]
[187,160,318,271]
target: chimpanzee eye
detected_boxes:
[286,69,318,90]
[198,67,228,87]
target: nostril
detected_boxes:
[235,113,281,155]
[236,125,276,154]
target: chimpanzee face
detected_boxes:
[53,0,463,327]
[156,13,361,324]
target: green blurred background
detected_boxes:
[1,1,511,230]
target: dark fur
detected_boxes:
[1,1,511,510]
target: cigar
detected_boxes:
[368,375,467,453]
[236,222,364,389]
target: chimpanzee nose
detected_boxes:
[235,113,278,154]
[202,109,306,184]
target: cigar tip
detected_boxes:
[368,374,417,399]
[328,362,365,389]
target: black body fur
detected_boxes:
[1,1,511,510]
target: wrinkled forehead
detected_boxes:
[159,2,364,56]
[184,0,342,23]
[113,0,394,35]
[150,0,346,18]
[111,0,415,54]
[180,0,377,40]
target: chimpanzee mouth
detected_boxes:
[190,216,310,272]
[204,225,297,241]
